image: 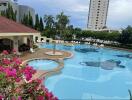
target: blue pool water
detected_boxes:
[40,43,132,99]
[28,59,58,70]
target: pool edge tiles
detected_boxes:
[28,59,59,70]
[24,58,64,79]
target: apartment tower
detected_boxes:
[0,0,35,23]
[87,0,109,31]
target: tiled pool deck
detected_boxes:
[21,48,72,80]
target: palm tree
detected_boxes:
[56,12,70,39]
[44,15,54,29]
[44,15,57,54]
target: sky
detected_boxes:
[17,0,132,29]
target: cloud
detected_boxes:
[107,0,132,29]
[18,0,132,29]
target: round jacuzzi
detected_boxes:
[28,59,59,70]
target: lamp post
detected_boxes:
[52,31,58,55]
[52,22,60,55]
[53,40,56,54]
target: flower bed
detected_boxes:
[0,49,58,100]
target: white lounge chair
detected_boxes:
[37,40,41,43]
[100,44,104,47]
[42,40,45,43]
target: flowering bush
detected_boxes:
[0,50,58,100]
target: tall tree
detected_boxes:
[34,14,40,31]
[44,15,54,29]
[39,17,44,32]
[56,12,70,38]
[118,26,132,44]
[43,15,56,38]
[1,3,17,21]
[73,28,82,40]
[56,12,69,29]
[21,12,34,28]
[28,12,33,28]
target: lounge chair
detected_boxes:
[100,44,104,47]
[37,40,41,43]
[42,40,45,43]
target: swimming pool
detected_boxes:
[28,59,58,70]
[40,43,132,99]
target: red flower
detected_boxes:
[0,66,4,71]
[2,58,11,65]
[0,95,4,100]
[12,57,22,65]
[15,78,21,82]
[2,50,9,55]
[37,96,44,100]
[12,48,17,53]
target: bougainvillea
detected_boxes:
[0,50,58,100]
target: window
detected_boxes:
[3,3,7,6]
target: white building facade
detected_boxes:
[87,0,109,31]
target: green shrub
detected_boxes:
[33,44,38,49]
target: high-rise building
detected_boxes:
[0,0,19,22]
[0,0,35,23]
[19,5,35,24]
[87,0,109,31]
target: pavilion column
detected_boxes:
[29,35,34,48]
[23,37,28,44]
[13,36,19,53]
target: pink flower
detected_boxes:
[24,73,32,81]
[4,68,17,78]
[0,95,4,99]
[12,57,22,65]
[36,79,42,84]
[53,97,58,100]
[37,96,44,100]
[0,66,4,71]
[15,87,21,93]
[2,50,9,55]
[2,58,11,65]
[12,48,17,53]
[16,78,21,82]
[10,68,17,77]
[18,96,22,100]
[22,65,37,81]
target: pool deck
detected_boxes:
[21,48,72,80]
